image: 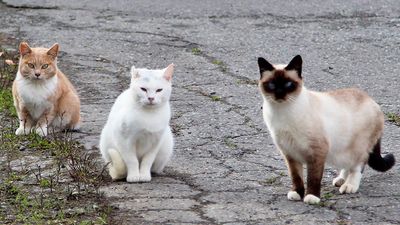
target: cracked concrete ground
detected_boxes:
[1,0,399,224]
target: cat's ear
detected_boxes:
[19,42,32,57]
[163,63,174,81]
[130,66,140,79]
[285,55,302,78]
[47,43,59,58]
[257,57,274,77]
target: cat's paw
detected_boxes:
[332,177,345,187]
[139,174,152,182]
[287,191,302,201]
[126,175,141,183]
[15,127,30,135]
[35,126,48,137]
[303,194,320,205]
[109,167,126,181]
[339,183,358,194]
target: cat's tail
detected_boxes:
[368,138,395,172]
[108,148,127,180]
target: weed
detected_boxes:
[336,219,352,225]
[212,59,223,65]
[386,112,400,126]
[171,123,183,136]
[0,47,18,89]
[322,192,335,199]
[0,89,16,116]
[0,47,113,224]
[211,59,227,72]
[211,95,222,101]
[0,47,18,117]
[224,137,238,149]
[236,78,258,86]
[191,47,201,55]
[261,176,281,185]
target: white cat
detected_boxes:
[99,64,174,182]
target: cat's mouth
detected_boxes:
[145,102,157,107]
[30,75,43,80]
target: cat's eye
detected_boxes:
[140,87,147,92]
[27,63,34,68]
[41,64,49,69]
[156,89,163,92]
[267,82,276,90]
[285,81,294,89]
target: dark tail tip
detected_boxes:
[368,139,395,172]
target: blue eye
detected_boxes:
[285,81,294,89]
[267,82,276,90]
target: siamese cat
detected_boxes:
[258,55,395,204]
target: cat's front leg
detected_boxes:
[284,155,305,201]
[35,109,55,137]
[15,108,33,135]
[138,148,160,182]
[304,155,326,205]
[120,144,141,183]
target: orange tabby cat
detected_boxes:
[12,42,80,136]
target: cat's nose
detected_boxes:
[35,73,41,77]
[148,97,154,102]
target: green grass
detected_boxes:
[387,112,400,126]
[0,89,16,116]
[322,192,335,199]
[0,47,112,224]
[264,176,278,184]
[224,138,238,149]
[0,48,18,117]
[210,95,221,101]
[211,59,227,72]
[212,59,223,66]
[0,123,111,224]
[191,47,201,55]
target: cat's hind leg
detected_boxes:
[151,128,173,174]
[332,169,348,187]
[108,148,127,181]
[339,165,362,194]
[284,155,305,201]
[57,91,81,132]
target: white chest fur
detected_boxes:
[262,90,313,162]
[16,72,58,119]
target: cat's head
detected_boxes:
[257,55,303,103]
[130,63,174,108]
[18,42,59,81]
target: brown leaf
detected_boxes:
[5,59,15,65]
